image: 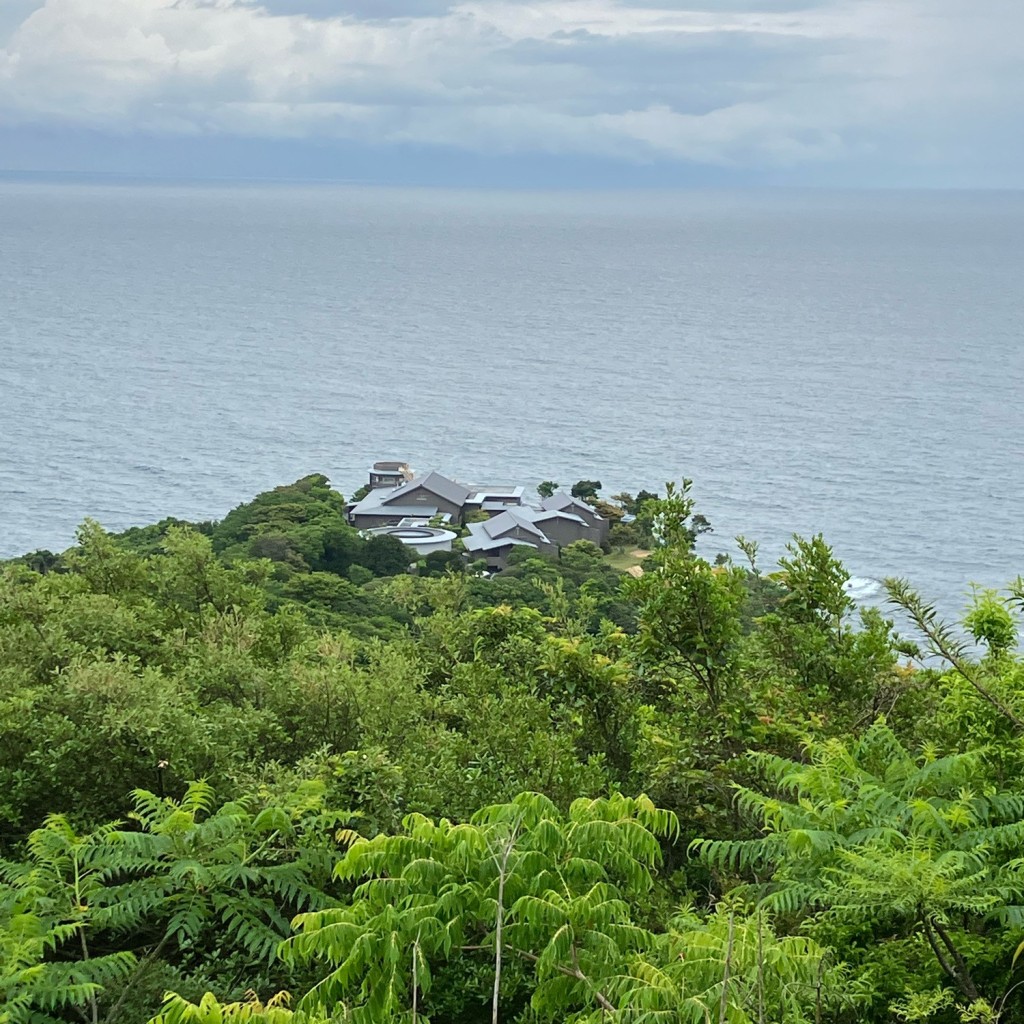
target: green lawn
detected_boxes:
[605,547,650,572]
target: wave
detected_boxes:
[844,576,883,602]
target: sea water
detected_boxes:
[1,181,1022,620]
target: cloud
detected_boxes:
[250,0,457,18]
[0,0,1021,184]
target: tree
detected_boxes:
[591,499,625,524]
[205,475,367,578]
[558,540,604,569]
[608,520,643,549]
[150,992,324,1024]
[360,534,413,577]
[570,480,602,501]
[422,550,465,577]
[11,548,62,574]
[609,492,637,514]
[694,722,1024,1009]
[280,793,678,1023]
[755,535,898,720]
[885,578,1024,737]
[596,902,851,1024]
[536,481,559,499]
[628,482,746,709]
[0,818,136,1024]
[964,589,1018,655]
[0,783,338,1024]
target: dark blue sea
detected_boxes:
[2,181,1023,617]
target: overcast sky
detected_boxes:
[1,0,1021,186]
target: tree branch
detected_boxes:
[931,918,981,1003]
[104,932,171,1024]
[412,935,419,1024]
[489,818,522,1024]
[886,578,1024,732]
[922,917,977,1002]
[719,912,734,1024]
[462,944,617,1014]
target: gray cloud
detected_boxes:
[0,0,1021,185]
[506,28,853,117]
[247,0,455,18]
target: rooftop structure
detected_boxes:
[464,486,526,509]
[368,460,413,490]
[388,470,472,508]
[363,525,457,556]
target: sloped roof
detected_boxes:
[483,509,548,541]
[528,509,588,527]
[463,533,535,554]
[385,470,471,507]
[540,493,604,519]
[348,485,400,516]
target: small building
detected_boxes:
[464,509,559,569]
[348,471,472,529]
[526,509,594,549]
[540,493,610,544]
[463,486,526,516]
[368,461,413,490]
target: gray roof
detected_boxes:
[351,502,439,519]
[463,531,536,554]
[348,486,400,516]
[466,486,526,503]
[385,470,471,507]
[540,493,604,519]
[480,499,524,512]
[483,509,548,541]
[528,509,588,527]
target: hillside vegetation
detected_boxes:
[3,475,1024,1024]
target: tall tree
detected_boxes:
[281,793,677,1023]
[695,722,1024,1009]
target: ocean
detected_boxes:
[1,180,1023,619]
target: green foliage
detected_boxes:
[887,577,1024,735]
[6,473,1024,1024]
[695,722,1024,1006]
[0,782,338,1024]
[570,481,602,501]
[965,590,1018,655]
[0,818,137,1024]
[757,535,898,712]
[608,519,644,548]
[536,481,559,499]
[150,991,325,1024]
[628,483,747,708]
[593,902,856,1024]
[281,792,677,1022]
[361,534,414,577]
[422,550,465,577]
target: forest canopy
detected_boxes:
[2,474,1024,1024]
